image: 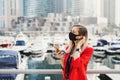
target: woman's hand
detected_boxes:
[54,46,60,53]
[76,36,86,48]
[54,46,64,68]
[72,37,86,60]
[54,46,63,58]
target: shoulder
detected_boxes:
[84,46,94,53]
[86,46,94,50]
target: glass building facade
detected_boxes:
[22,0,64,17]
[10,0,16,16]
[0,0,20,30]
[71,0,81,16]
[66,0,72,15]
[64,0,81,16]
[54,0,64,13]
[23,0,50,17]
[0,0,5,28]
[0,0,5,16]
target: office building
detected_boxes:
[0,0,21,30]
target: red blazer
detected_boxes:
[62,46,94,80]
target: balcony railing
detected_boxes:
[0,69,120,74]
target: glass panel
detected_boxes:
[0,0,5,16]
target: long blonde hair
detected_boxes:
[67,25,88,54]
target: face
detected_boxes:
[71,27,79,35]
[69,27,83,41]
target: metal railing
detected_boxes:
[0,69,120,74]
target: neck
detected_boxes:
[74,40,79,45]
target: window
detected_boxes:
[0,19,5,29]
[0,0,5,16]
[10,0,16,16]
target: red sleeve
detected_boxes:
[73,46,94,69]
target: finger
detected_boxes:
[54,46,60,52]
[78,37,85,44]
[57,51,61,55]
[53,46,57,50]
[80,36,85,41]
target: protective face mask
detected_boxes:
[69,32,79,41]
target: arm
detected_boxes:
[73,47,94,68]
[73,37,86,60]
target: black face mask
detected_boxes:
[69,32,79,41]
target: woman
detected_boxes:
[54,24,94,80]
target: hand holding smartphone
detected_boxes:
[54,45,64,68]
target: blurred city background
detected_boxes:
[0,0,120,36]
[0,0,120,80]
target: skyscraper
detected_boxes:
[115,0,120,26]
[22,0,65,17]
[47,0,55,13]
[23,0,48,17]
[54,0,64,13]
[104,0,120,26]
[0,0,5,29]
[71,0,81,16]
[22,0,56,17]
[0,0,5,16]
[83,0,104,17]
[0,0,21,30]
[63,0,72,15]
[64,0,81,16]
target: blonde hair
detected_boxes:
[67,24,88,54]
